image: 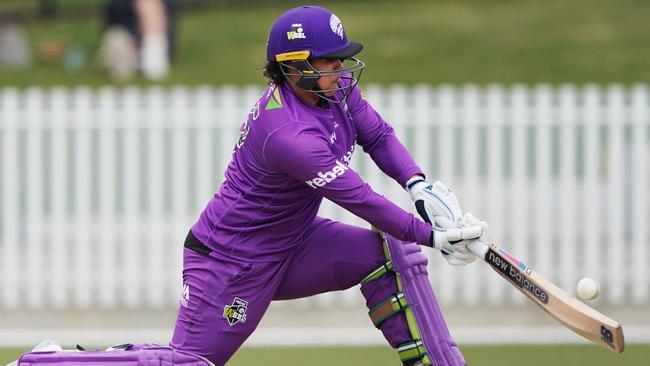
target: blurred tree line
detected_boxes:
[1,0,365,22]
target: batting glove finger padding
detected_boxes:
[431,225,483,251]
[459,211,489,242]
[436,211,489,265]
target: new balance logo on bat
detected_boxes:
[486,248,548,304]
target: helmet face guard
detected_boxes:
[279,56,365,104]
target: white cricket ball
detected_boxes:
[577,277,601,300]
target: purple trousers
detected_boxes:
[170,217,413,365]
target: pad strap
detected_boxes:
[397,339,428,363]
[360,260,394,285]
[368,291,409,327]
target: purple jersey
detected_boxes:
[191,81,432,261]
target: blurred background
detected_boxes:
[0,0,649,365]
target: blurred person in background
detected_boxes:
[170,5,486,366]
[98,0,176,81]
[0,15,31,69]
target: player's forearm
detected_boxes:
[326,183,431,245]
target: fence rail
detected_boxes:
[0,84,648,311]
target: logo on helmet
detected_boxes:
[329,14,344,39]
[287,23,306,40]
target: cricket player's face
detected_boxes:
[311,58,343,96]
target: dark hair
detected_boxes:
[263,61,285,85]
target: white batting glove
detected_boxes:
[459,212,489,243]
[407,177,488,265]
[437,212,489,266]
[441,250,477,266]
[432,225,481,265]
[431,225,483,252]
[406,177,462,229]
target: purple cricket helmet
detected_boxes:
[266,5,365,102]
[266,5,363,61]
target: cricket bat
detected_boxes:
[466,240,625,353]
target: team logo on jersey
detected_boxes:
[329,14,344,39]
[287,23,306,40]
[223,297,248,326]
[265,86,283,110]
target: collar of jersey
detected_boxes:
[281,82,336,118]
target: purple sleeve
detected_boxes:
[263,123,431,245]
[347,85,424,187]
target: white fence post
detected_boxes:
[145,87,165,309]
[122,86,141,309]
[581,85,601,287]
[631,84,649,304]
[49,87,69,309]
[533,85,554,285]
[509,84,529,305]
[98,86,118,309]
[72,87,93,309]
[605,85,626,305]
[218,86,238,180]
[25,87,45,310]
[1,88,20,310]
[558,85,578,295]
[194,86,215,211]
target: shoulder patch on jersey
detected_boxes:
[265,87,283,110]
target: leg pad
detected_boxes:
[383,232,466,366]
[17,343,214,366]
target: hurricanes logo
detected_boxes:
[223,297,248,326]
[287,23,306,40]
[329,14,344,39]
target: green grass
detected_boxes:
[2,345,649,366]
[1,0,650,87]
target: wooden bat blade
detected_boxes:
[467,241,625,353]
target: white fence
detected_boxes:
[0,84,648,313]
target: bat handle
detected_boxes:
[467,239,489,259]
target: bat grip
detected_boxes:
[467,239,489,259]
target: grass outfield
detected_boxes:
[1,0,649,86]
[1,345,649,365]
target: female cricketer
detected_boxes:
[170,5,487,366]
